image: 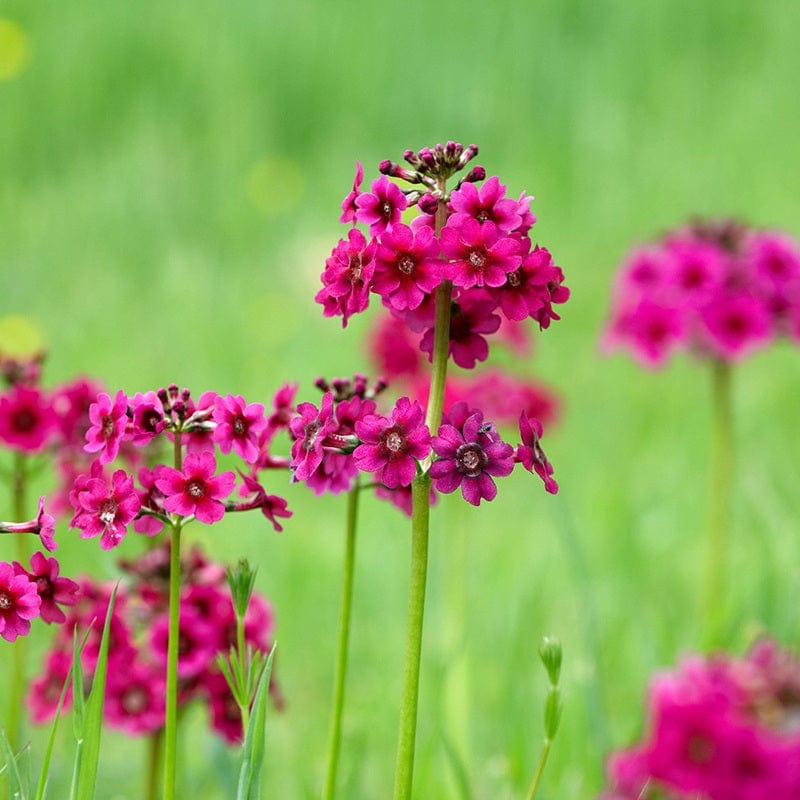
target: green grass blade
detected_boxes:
[236,644,275,800]
[35,627,92,800]
[1,728,28,800]
[74,583,119,800]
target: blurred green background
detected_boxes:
[2,1,800,797]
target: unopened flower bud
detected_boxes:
[226,558,258,621]
[539,636,562,685]
[417,192,440,216]
[456,143,479,169]
[464,165,486,183]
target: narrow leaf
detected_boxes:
[1,728,28,800]
[75,583,119,800]
[236,644,275,800]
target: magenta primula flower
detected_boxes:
[441,218,522,289]
[289,392,338,482]
[355,175,408,235]
[353,397,431,488]
[0,496,57,552]
[84,389,129,464]
[104,660,166,735]
[0,562,42,642]
[151,605,217,678]
[448,175,523,233]
[212,393,268,464]
[700,291,772,360]
[232,472,293,532]
[373,223,444,311]
[430,409,514,505]
[70,466,142,549]
[133,466,166,536]
[516,412,558,494]
[316,228,378,326]
[13,552,80,624]
[129,390,166,446]
[155,451,235,524]
[0,384,57,453]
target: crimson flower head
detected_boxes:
[155,451,236,525]
[353,397,431,488]
[212,393,268,464]
[430,408,515,506]
[13,552,80,624]
[69,466,142,550]
[0,385,57,453]
[84,390,129,464]
[0,562,42,642]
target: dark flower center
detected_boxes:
[724,313,749,336]
[303,421,322,451]
[455,443,488,478]
[186,480,205,498]
[0,590,12,610]
[233,416,246,436]
[468,248,487,269]
[99,499,118,526]
[397,255,416,275]
[101,414,115,438]
[36,576,52,599]
[348,254,362,280]
[380,200,393,220]
[475,209,489,224]
[687,733,715,765]
[142,409,162,433]
[12,408,37,432]
[381,427,407,455]
[506,270,521,288]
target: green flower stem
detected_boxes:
[236,614,250,734]
[705,359,734,645]
[7,451,28,750]
[163,431,183,800]
[392,473,432,800]
[524,739,552,800]
[322,482,361,800]
[393,187,450,800]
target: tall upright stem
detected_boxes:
[163,432,183,800]
[7,451,28,750]
[392,185,450,800]
[392,474,431,800]
[322,483,361,800]
[705,359,733,645]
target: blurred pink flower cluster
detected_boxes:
[600,639,800,799]
[29,542,280,743]
[603,220,800,366]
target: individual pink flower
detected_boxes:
[354,175,408,235]
[516,412,558,494]
[155,451,236,524]
[288,392,338,482]
[420,291,501,369]
[368,312,425,380]
[84,389,129,464]
[105,660,166,734]
[51,376,105,447]
[316,228,378,326]
[441,218,522,289]
[605,299,686,368]
[663,235,727,306]
[28,649,72,723]
[203,669,245,744]
[0,385,57,453]
[340,161,364,224]
[448,175,523,233]
[70,466,142,549]
[13,552,79,624]
[129,390,166,446]
[151,605,217,678]
[521,246,571,329]
[353,397,431,488]
[262,382,298,445]
[182,390,217,454]
[0,561,41,642]
[0,496,57,552]
[430,409,515,505]
[232,472,293,532]
[700,291,772,360]
[373,223,444,311]
[212,393,268,464]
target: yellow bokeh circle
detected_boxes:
[0,19,30,81]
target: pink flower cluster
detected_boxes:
[68,384,293,549]
[317,143,569,371]
[29,543,280,743]
[600,640,800,800]
[287,376,559,509]
[603,220,800,366]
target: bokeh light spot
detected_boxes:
[0,19,30,81]
[0,316,44,357]
[247,157,304,216]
